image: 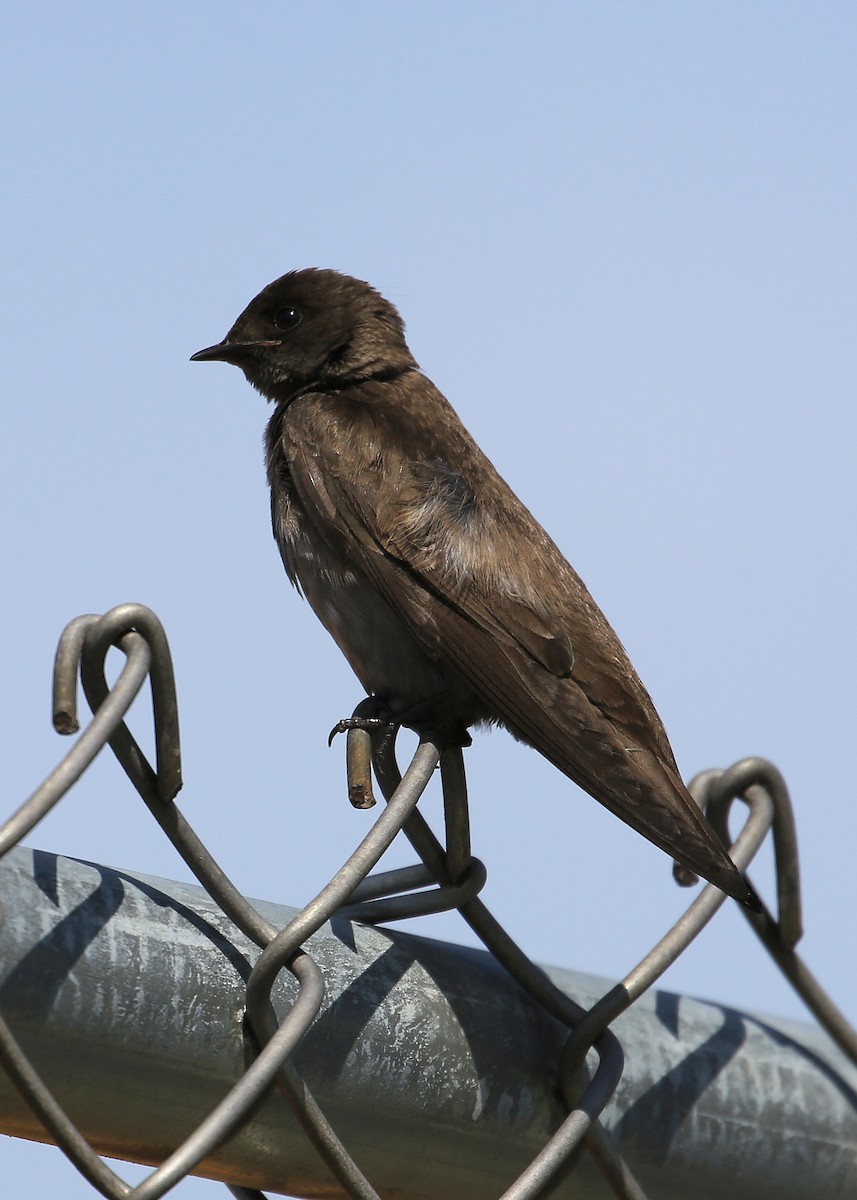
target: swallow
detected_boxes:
[192,268,760,909]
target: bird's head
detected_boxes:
[191,268,417,402]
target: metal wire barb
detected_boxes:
[0,602,855,1200]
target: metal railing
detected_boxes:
[0,603,855,1199]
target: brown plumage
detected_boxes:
[192,268,760,909]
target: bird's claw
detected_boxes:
[329,714,399,811]
[327,716,397,748]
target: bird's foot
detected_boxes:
[327,715,397,747]
[329,694,473,810]
[328,695,400,747]
[329,698,401,810]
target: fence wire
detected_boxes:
[0,602,855,1200]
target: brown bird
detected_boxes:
[192,268,759,909]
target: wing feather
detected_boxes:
[280,385,751,900]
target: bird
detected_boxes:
[191,268,760,910]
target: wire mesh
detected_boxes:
[0,602,854,1200]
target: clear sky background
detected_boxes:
[2,4,856,1196]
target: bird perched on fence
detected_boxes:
[192,268,759,910]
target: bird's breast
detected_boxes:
[273,478,478,722]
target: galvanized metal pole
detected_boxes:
[0,843,855,1200]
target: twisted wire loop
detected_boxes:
[358,735,638,1200]
[0,604,324,1200]
[557,767,775,1093]
[2,605,857,1200]
[700,760,857,1066]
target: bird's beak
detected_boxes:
[190,339,281,363]
[190,340,234,362]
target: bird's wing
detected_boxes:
[282,388,752,903]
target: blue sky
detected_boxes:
[2,4,856,1195]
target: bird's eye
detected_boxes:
[273,305,303,331]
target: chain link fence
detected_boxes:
[1,603,855,1199]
